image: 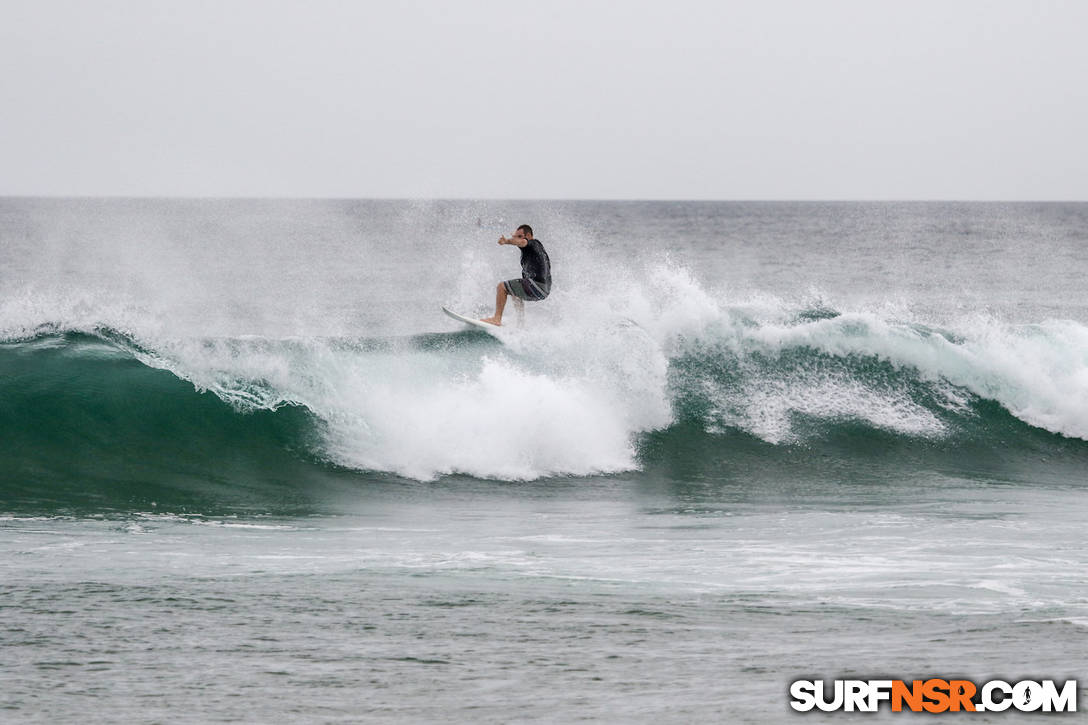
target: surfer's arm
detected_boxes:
[499,235,528,248]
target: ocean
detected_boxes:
[2,199,1087,722]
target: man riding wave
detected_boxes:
[480,224,551,326]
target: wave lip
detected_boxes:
[668,307,1088,447]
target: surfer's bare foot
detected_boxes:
[479,316,502,326]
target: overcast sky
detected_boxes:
[2,0,1086,199]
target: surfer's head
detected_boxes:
[516,224,534,240]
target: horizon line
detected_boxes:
[2,194,1086,203]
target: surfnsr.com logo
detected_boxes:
[789,679,1078,713]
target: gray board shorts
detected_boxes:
[504,277,550,301]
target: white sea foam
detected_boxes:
[319,355,646,480]
[732,311,1088,441]
[5,245,1088,479]
[712,376,947,444]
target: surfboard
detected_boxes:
[442,306,506,337]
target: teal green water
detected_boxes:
[3,329,1087,516]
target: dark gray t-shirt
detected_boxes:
[520,238,551,287]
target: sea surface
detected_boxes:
[2,199,1087,722]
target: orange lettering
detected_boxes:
[948,680,977,712]
[922,679,951,713]
[892,680,924,712]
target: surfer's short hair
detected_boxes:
[517,224,533,238]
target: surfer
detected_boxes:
[480,224,551,326]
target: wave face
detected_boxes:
[4,287,1088,510]
[0,332,325,513]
